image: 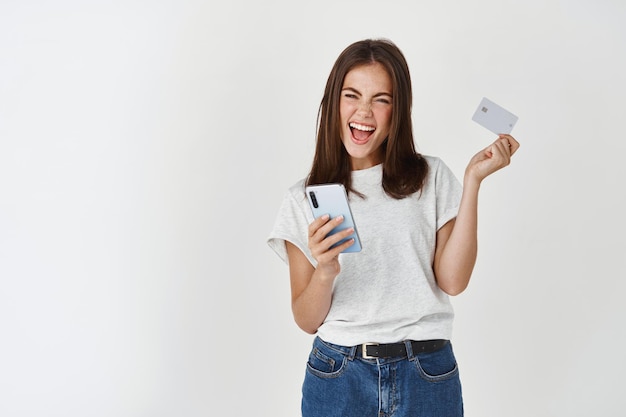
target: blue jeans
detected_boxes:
[302,337,463,417]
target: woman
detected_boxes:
[267,38,519,417]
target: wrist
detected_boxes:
[463,169,482,190]
[313,267,339,285]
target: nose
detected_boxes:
[356,100,372,117]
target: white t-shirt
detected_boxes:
[267,155,462,346]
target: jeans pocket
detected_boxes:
[306,340,348,379]
[413,343,459,382]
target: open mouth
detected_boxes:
[349,122,375,142]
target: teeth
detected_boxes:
[349,122,375,132]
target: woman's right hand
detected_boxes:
[307,214,355,279]
[287,215,354,334]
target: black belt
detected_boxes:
[356,340,449,359]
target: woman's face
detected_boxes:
[339,62,393,170]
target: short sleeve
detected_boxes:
[433,158,463,230]
[266,182,317,267]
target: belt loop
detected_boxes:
[347,344,357,360]
[404,340,415,359]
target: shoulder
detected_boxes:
[276,178,309,213]
[419,155,461,189]
[421,154,457,175]
[420,154,444,169]
[286,178,307,201]
[270,177,312,236]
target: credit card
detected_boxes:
[471,97,518,135]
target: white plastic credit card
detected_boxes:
[471,97,518,135]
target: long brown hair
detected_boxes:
[306,39,428,199]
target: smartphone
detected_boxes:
[305,183,362,253]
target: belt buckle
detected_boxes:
[361,343,377,359]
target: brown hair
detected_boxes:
[306,39,428,199]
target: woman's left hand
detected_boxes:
[465,134,520,184]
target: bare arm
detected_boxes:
[434,134,520,295]
[287,214,355,334]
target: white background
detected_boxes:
[1,0,625,416]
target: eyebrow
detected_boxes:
[341,87,392,98]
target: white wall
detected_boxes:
[1,0,624,416]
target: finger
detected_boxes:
[320,225,354,251]
[508,137,520,156]
[490,141,509,159]
[317,215,346,240]
[494,136,513,158]
[498,134,520,156]
[324,236,355,259]
[313,228,355,262]
[334,238,355,255]
[309,216,349,254]
[308,214,330,238]
[496,135,512,150]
